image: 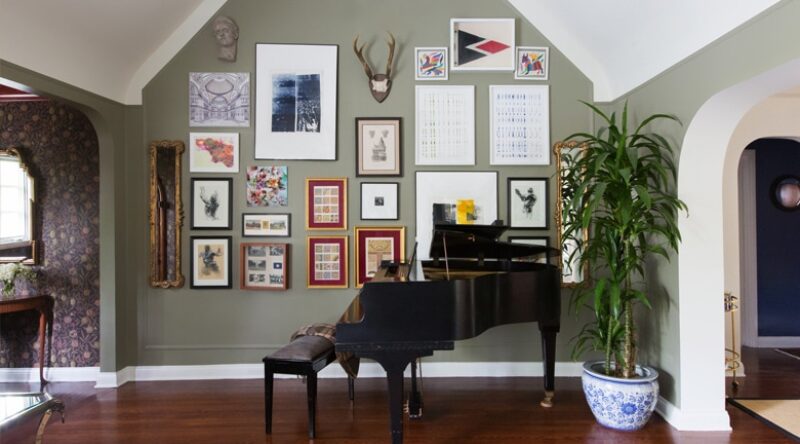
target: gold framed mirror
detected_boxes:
[149,140,185,288]
[0,147,38,265]
[554,141,588,287]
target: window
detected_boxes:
[0,155,32,247]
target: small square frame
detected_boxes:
[514,46,549,81]
[240,242,289,290]
[415,47,448,80]
[360,182,399,220]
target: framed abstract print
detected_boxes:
[306,178,347,230]
[242,213,291,237]
[246,165,288,207]
[354,226,405,288]
[450,18,515,71]
[508,177,548,229]
[415,85,475,165]
[307,235,348,288]
[190,236,232,289]
[189,132,239,173]
[255,44,338,160]
[515,46,549,80]
[189,73,250,127]
[240,242,288,290]
[191,178,232,230]
[360,182,399,220]
[356,118,402,176]
[489,85,550,165]
[415,47,448,80]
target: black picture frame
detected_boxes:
[191,178,233,230]
[360,182,400,220]
[355,117,402,177]
[190,235,233,289]
[241,213,292,237]
[507,177,549,229]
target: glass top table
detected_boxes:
[0,392,64,443]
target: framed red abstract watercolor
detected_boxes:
[307,236,348,288]
[305,177,347,230]
[354,226,405,288]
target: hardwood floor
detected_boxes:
[2,348,797,444]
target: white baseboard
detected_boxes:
[0,366,99,383]
[656,396,731,431]
[755,336,800,348]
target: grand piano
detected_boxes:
[336,224,561,444]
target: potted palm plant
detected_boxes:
[563,101,686,430]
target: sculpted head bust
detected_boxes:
[212,16,239,62]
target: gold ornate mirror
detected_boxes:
[0,147,38,265]
[554,141,588,287]
[149,140,185,288]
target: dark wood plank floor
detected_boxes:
[2,347,797,444]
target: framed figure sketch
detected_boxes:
[191,178,232,230]
[508,177,548,229]
[190,236,232,289]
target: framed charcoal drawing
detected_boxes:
[489,85,550,165]
[415,85,475,165]
[307,235,348,288]
[189,132,239,173]
[507,177,548,229]
[255,43,338,160]
[515,46,549,80]
[415,47,448,80]
[354,226,405,288]
[555,141,588,287]
[356,118,401,176]
[246,165,288,207]
[360,182,399,220]
[191,178,232,230]
[450,18,515,71]
[306,177,347,230]
[242,213,291,237]
[240,242,288,290]
[189,73,250,127]
[190,236,232,289]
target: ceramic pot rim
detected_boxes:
[582,360,659,383]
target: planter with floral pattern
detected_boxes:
[581,361,659,430]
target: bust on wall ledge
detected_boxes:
[212,15,239,62]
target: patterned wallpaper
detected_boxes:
[0,101,100,368]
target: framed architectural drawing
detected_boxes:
[191,178,232,230]
[307,235,348,288]
[305,177,347,230]
[190,236,232,289]
[356,118,401,176]
[255,43,338,160]
[415,85,475,165]
[189,72,250,127]
[508,177,548,229]
[450,18,515,71]
[554,141,588,287]
[515,46,549,80]
[246,165,288,207]
[415,47,448,80]
[489,85,550,165]
[354,226,405,288]
[360,182,399,220]
[189,132,239,173]
[240,242,288,290]
[415,171,497,260]
[242,213,291,237]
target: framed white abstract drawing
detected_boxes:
[489,85,550,165]
[415,85,475,165]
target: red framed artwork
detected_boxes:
[305,177,348,230]
[354,226,405,288]
[307,236,348,288]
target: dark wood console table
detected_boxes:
[0,295,54,386]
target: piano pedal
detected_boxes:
[404,399,424,419]
[540,390,554,408]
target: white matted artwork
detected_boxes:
[415,47,448,80]
[255,44,337,160]
[189,132,239,173]
[490,85,550,165]
[450,18,515,71]
[415,171,497,260]
[415,85,475,165]
[361,182,399,220]
[508,177,548,229]
[189,73,250,127]
[515,46,549,80]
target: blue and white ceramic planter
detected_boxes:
[581,361,659,431]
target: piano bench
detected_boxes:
[263,335,354,439]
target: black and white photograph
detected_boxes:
[189,72,250,127]
[356,118,401,176]
[241,242,288,290]
[255,44,338,159]
[360,182,399,220]
[508,177,548,229]
[191,178,232,230]
[190,236,232,289]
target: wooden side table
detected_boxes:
[0,295,54,386]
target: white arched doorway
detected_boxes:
[676,57,800,430]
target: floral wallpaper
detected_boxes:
[0,101,100,368]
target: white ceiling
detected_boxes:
[0,0,783,104]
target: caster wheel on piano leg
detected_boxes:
[540,390,554,408]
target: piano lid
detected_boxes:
[429,223,559,260]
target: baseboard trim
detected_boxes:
[755,337,800,347]
[656,396,731,431]
[0,366,99,383]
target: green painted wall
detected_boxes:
[137,0,594,366]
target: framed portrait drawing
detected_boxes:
[242,213,291,237]
[415,85,475,165]
[189,73,249,127]
[306,178,347,230]
[191,178,232,230]
[415,47,448,80]
[354,226,405,288]
[246,166,288,207]
[555,141,588,287]
[240,242,288,290]
[508,177,548,229]
[415,171,497,260]
[255,44,338,160]
[190,236,232,289]
[361,182,399,220]
[356,118,401,176]
[189,132,239,173]
[489,85,550,165]
[307,236,348,288]
[450,18,515,71]
[515,46,549,80]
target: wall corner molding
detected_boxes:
[656,396,732,431]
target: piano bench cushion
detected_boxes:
[266,335,334,363]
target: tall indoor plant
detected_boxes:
[563,101,686,430]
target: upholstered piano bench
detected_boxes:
[263,335,354,438]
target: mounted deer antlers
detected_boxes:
[353,33,396,103]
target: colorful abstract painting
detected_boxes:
[415,47,448,80]
[450,19,515,71]
[515,46,549,80]
[246,166,288,207]
[189,132,239,173]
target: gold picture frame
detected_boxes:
[554,141,589,287]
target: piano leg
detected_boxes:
[407,359,423,419]
[540,328,557,408]
[368,352,417,444]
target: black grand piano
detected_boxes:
[336,224,561,444]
